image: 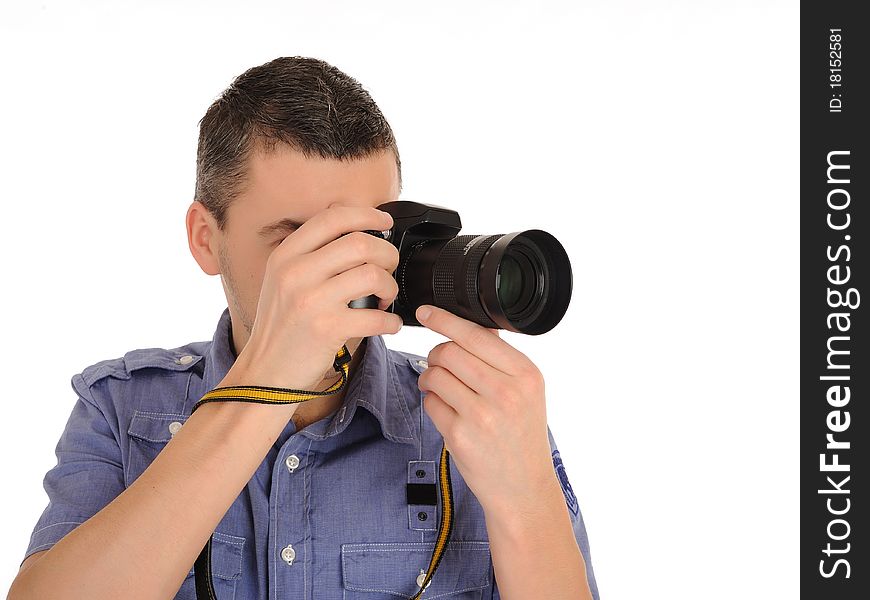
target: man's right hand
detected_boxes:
[226,203,403,392]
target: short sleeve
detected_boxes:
[20,373,125,567]
[492,425,600,599]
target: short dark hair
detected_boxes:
[194,56,402,231]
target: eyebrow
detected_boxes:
[257,217,305,238]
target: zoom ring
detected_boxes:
[432,235,501,328]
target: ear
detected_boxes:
[186,201,222,276]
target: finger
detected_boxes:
[336,306,404,339]
[418,364,479,416]
[320,231,400,277]
[277,205,393,255]
[421,390,457,442]
[416,305,519,375]
[427,341,506,396]
[323,262,399,306]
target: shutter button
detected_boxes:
[168,421,182,436]
[285,454,300,472]
[416,570,432,589]
[281,544,296,565]
[175,355,194,365]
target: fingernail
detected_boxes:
[416,305,432,321]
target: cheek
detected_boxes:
[222,244,268,291]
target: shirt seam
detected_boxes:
[72,372,110,421]
[388,360,417,443]
[31,520,85,537]
[304,438,313,600]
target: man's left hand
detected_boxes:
[414,304,556,515]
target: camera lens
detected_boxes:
[399,229,572,335]
[497,245,542,317]
[497,254,522,307]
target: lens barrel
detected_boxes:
[398,229,572,335]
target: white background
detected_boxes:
[0,1,798,598]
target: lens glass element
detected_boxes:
[496,254,523,308]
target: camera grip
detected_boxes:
[348,295,379,309]
[343,228,393,310]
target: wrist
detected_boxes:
[481,464,563,525]
[217,351,328,392]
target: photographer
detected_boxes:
[9,56,598,600]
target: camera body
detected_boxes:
[349,200,461,327]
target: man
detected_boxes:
[10,56,599,600]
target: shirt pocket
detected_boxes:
[341,540,491,600]
[177,531,246,600]
[126,410,190,487]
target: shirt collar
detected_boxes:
[200,307,417,446]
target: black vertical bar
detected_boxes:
[802,2,868,597]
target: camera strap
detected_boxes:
[190,343,455,600]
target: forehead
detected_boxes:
[238,144,400,220]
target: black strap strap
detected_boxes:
[193,529,216,599]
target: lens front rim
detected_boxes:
[478,229,573,335]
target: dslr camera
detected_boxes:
[348,201,572,335]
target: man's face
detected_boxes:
[214,145,400,349]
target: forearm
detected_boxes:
[10,394,296,600]
[482,473,592,600]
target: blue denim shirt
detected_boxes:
[22,307,599,599]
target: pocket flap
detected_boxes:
[128,411,189,443]
[186,532,245,581]
[341,540,491,598]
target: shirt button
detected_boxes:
[285,454,300,472]
[417,359,428,369]
[281,544,296,565]
[416,571,432,589]
[175,355,194,365]
[168,421,183,436]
